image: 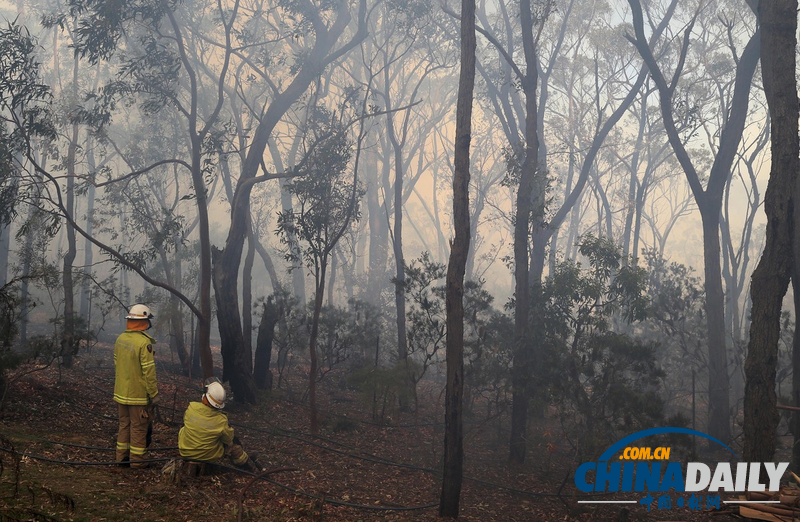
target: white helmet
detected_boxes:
[126,304,154,320]
[204,381,226,409]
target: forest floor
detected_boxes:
[0,341,761,521]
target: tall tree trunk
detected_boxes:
[212,246,256,403]
[509,0,540,464]
[61,53,80,368]
[622,95,648,260]
[440,0,475,514]
[308,261,328,435]
[169,294,188,373]
[701,205,731,443]
[387,117,409,408]
[189,145,216,382]
[743,0,797,462]
[78,143,96,324]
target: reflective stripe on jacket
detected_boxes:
[178,402,235,462]
[113,330,158,405]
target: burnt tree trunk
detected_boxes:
[386,107,410,409]
[743,0,797,462]
[440,0,475,513]
[254,297,280,390]
[212,246,257,404]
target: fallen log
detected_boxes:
[748,491,777,501]
[739,505,795,522]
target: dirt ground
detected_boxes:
[0,342,752,521]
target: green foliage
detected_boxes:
[45,0,178,64]
[641,249,707,416]
[0,283,22,375]
[0,23,56,145]
[277,108,363,274]
[270,286,308,388]
[537,236,664,452]
[0,130,18,228]
[500,142,524,188]
[464,310,514,415]
[402,252,505,410]
[314,304,359,371]
[403,252,446,382]
[0,22,56,228]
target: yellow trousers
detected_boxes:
[116,404,151,467]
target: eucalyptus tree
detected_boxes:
[24,0,259,382]
[15,10,103,367]
[467,0,549,464]
[691,3,768,353]
[209,0,367,404]
[0,19,58,345]
[357,0,457,401]
[440,0,475,513]
[277,106,365,434]
[627,0,760,444]
[472,0,668,462]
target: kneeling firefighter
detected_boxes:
[178,380,259,472]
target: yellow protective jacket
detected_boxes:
[178,402,237,462]
[113,330,158,405]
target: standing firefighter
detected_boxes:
[178,381,258,472]
[114,304,159,468]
